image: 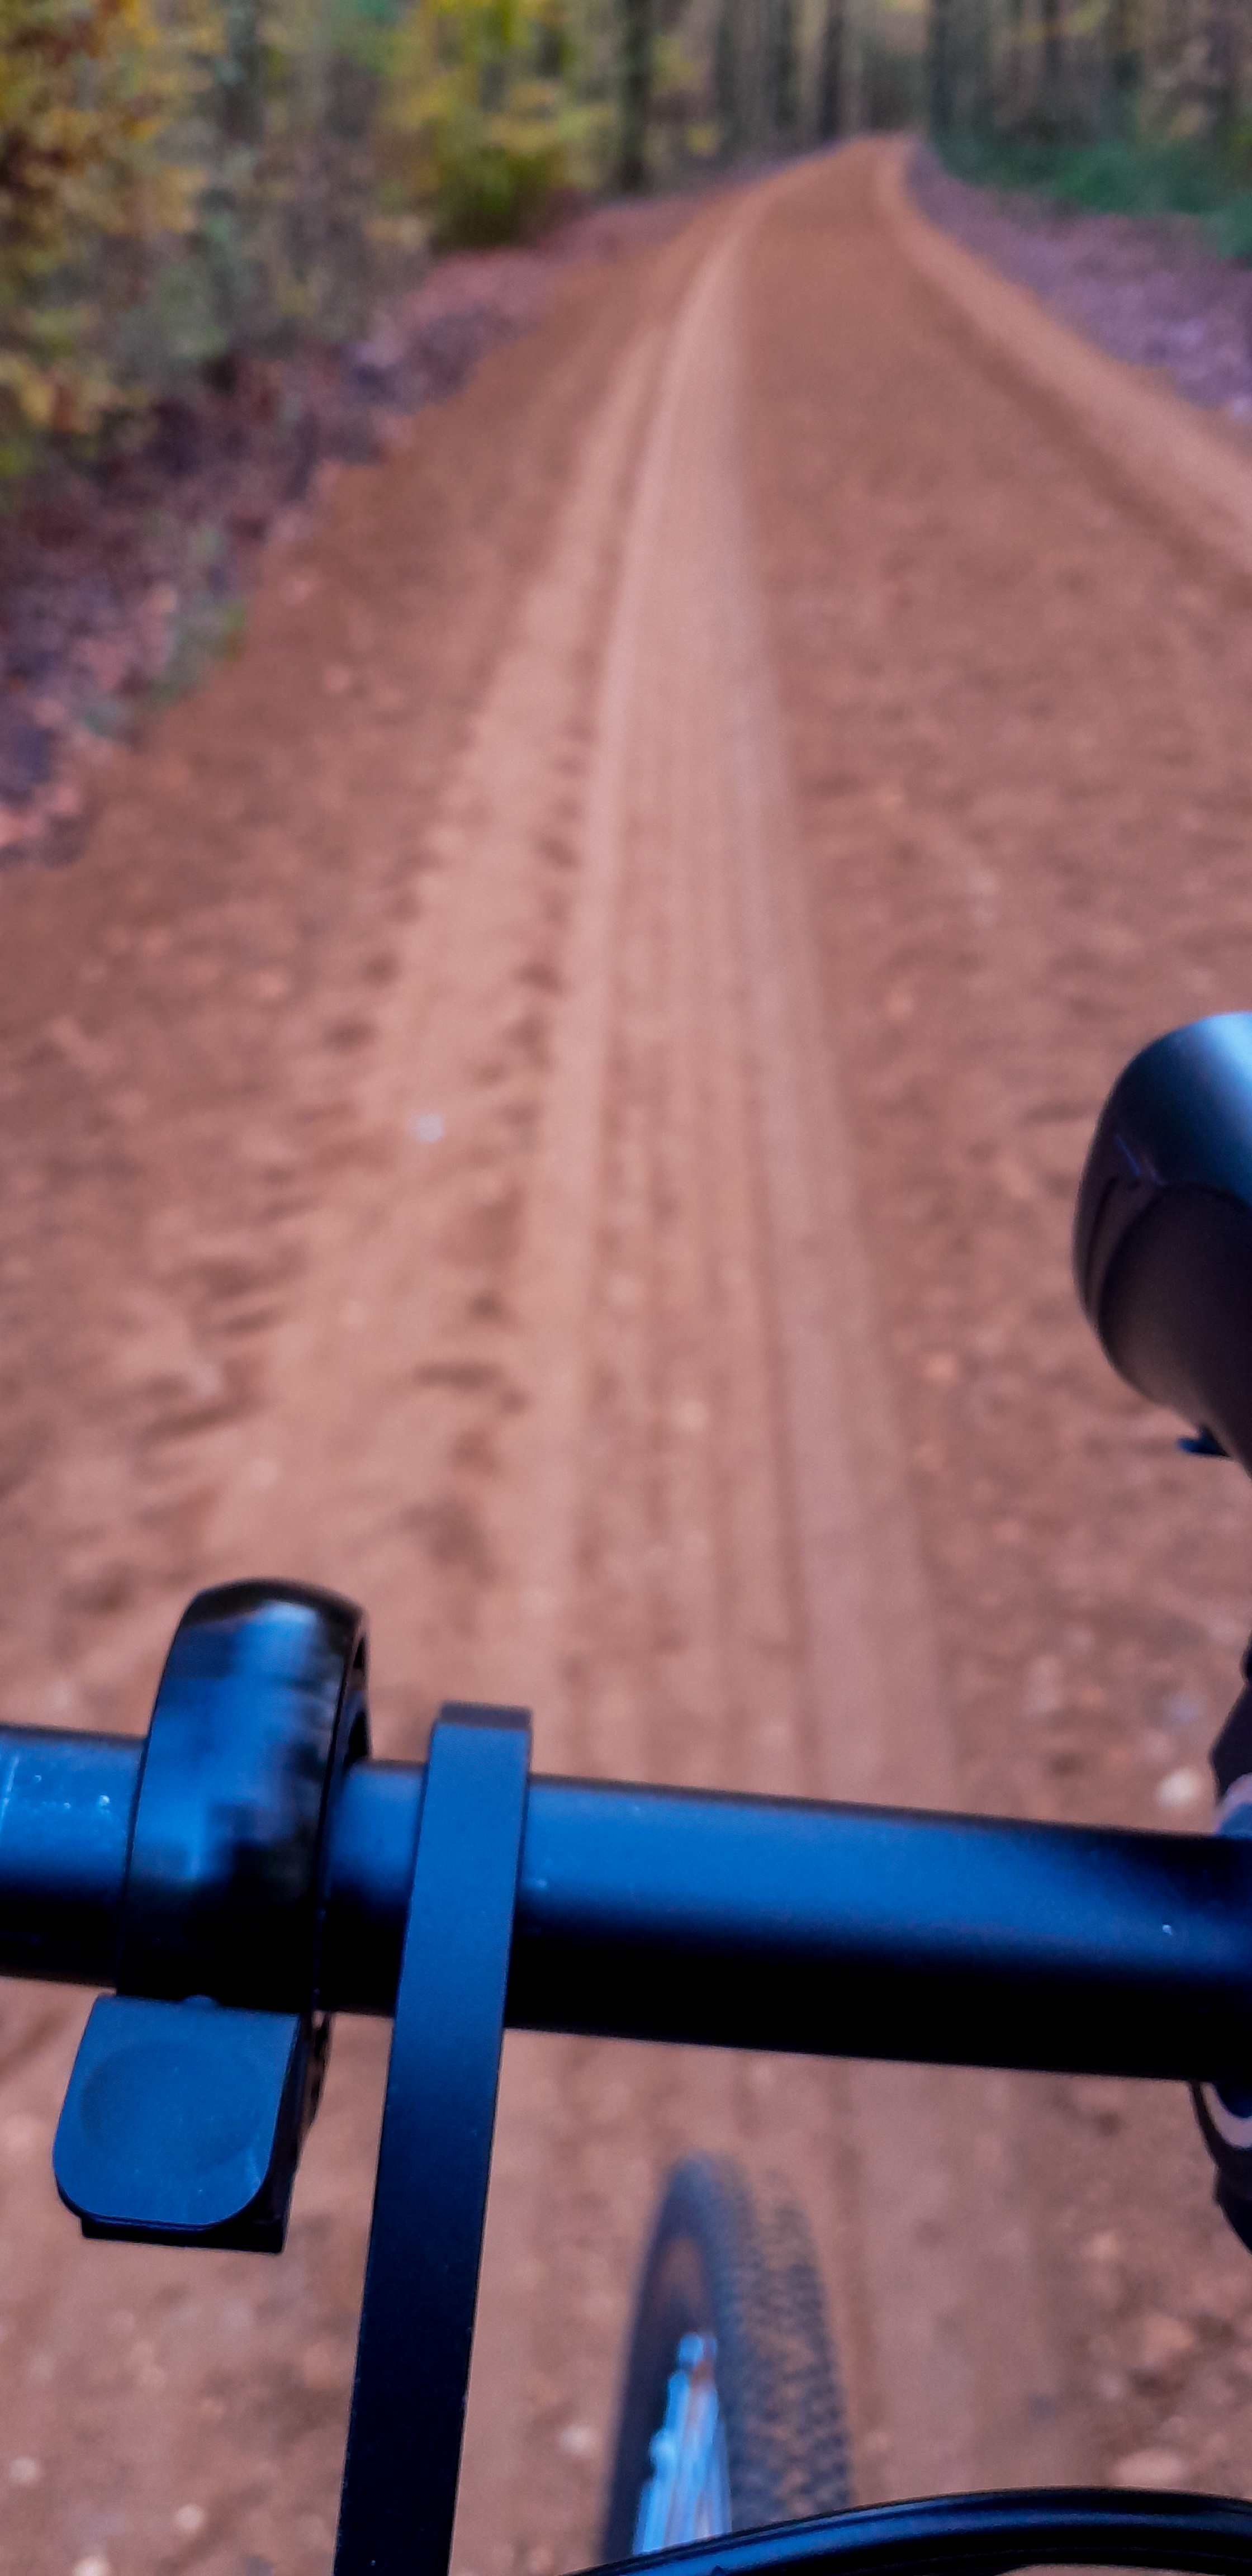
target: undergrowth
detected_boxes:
[0,0,619,488]
[940,130,1252,262]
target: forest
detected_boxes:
[928,0,1252,249]
[0,0,1248,484]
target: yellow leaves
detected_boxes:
[0,0,609,469]
[0,0,192,467]
[380,0,610,242]
[0,340,122,433]
[0,352,56,428]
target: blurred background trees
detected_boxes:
[927,0,1251,145]
[0,0,932,484]
[923,0,1252,243]
[1,0,1247,491]
[0,0,192,472]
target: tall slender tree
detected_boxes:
[817,0,844,135]
[966,0,993,132]
[714,0,739,151]
[771,0,799,135]
[1039,0,1065,126]
[1207,0,1241,141]
[1101,0,1139,134]
[928,0,955,132]
[618,0,652,185]
[1002,0,1027,128]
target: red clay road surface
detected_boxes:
[3,138,1252,2576]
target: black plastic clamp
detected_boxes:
[333,1704,531,2576]
[54,1580,368,2252]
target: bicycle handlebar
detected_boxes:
[3,1718,1249,2082]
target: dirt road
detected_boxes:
[3,140,1252,2576]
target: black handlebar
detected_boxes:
[4,1716,1251,2082]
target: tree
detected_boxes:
[618,0,651,184]
[1101,0,1139,136]
[1207,0,1241,143]
[770,0,798,135]
[816,0,843,137]
[1039,0,1066,126]
[0,0,189,471]
[928,0,955,132]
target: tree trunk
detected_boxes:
[217,0,266,148]
[968,0,994,134]
[1208,0,1241,144]
[771,0,800,138]
[817,0,845,137]
[1003,0,1026,129]
[1101,0,1140,136]
[619,0,652,190]
[715,0,741,155]
[1039,0,1066,129]
[928,0,955,134]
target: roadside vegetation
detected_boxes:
[0,0,918,856]
[924,0,1252,254]
[0,0,612,482]
[0,0,928,495]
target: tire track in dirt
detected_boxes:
[454,168,1070,2576]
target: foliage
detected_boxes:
[120,0,406,380]
[1210,188,1252,262]
[0,0,192,473]
[645,30,708,178]
[927,0,1252,250]
[0,0,433,478]
[146,581,248,702]
[380,0,612,243]
[3,0,898,486]
[940,126,1252,259]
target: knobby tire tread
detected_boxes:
[601,2154,852,2562]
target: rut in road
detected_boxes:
[449,170,1069,2576]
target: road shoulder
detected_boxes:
[879,135,1252,585]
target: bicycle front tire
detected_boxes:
[601,2155,852,2560]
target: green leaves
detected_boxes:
[0,0,613,477]
[0,0,195,468]
[380,0,611,244]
